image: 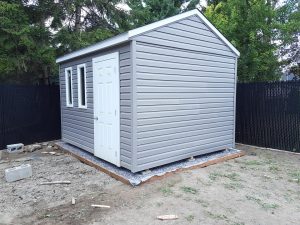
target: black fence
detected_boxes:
[236,81,300,152]
[0,85,61,150]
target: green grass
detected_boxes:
[185,214,195,222]
[224,172,240,181]
[269,165,280,172]
[209,172,222,181]
[224,182,243,190]
[209,172,241,183]
[246,195,279,210]
[288,171,300,183]
[181,186,198,194]
[195,199,209,207]
[206,211,228,221]
[160,186,174,196]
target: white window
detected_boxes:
[77,64,87,108]
[65,67,73,107]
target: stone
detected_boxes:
[5,164,32,182]
[26,144,42,152]
[42,142,49,146]
[6,143,24,153]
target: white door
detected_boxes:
[93,52,120,166]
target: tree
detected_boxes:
[126,0,186,28]
[0,1,56,84]
[0,0,128,84]
[53,0,129,55]
[205,0,281,82]
[275,0,300,77]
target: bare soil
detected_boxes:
[0,143,300,225]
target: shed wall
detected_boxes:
[132,15,237,171]
[59,43,132,170]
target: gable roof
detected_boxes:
[56,9,240,63]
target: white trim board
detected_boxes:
[77,63,88,109]
[56,9,240,63]
[65,67,73,107]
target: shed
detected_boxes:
[56,9,240,173]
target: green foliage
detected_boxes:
[127,0,184,28]
[0,1,56,83]
[180,186,198,194]
[275,0,300,76]
[0,0,298,83]
[205,0,282,81]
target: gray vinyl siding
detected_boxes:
[131,15,237,171]
[59,43,132,170]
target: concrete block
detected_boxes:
[5,164,32,182]
[6,143,24,153]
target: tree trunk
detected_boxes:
[75,3,81,32]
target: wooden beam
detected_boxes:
[56,143,245,186]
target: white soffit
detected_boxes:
[56,9,240,63]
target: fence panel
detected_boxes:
[236,81,300,152]
[0,85,61,150]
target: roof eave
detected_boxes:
[56,9,240,64]
[56,33,129,64]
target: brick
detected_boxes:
[6,143,24,153]
[5,164,32,182]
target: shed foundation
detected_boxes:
[56,141,245,186]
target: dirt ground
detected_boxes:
[0,143,300,225]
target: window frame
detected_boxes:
[65,67,73,107]
[77,63,87,109]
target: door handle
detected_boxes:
[94,116,98,120]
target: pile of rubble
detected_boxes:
[1,142,62,183]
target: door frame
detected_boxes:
[92,52,120,166]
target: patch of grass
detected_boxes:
[264,159,275,164]
[209,172,222,181]
[288,171,300,183]
[159,181,177,196]
[209,172,241,184]
[206,211,228,221]
[181,186,198,194]
[195,199,209,207]
[246,195,279,210]
[261,203,280,210]
[269,165,280,172]
[224,172,240,181]
[185,214,195,222]
[160,186,174,196]
[224,182,243,190]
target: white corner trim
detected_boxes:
[56,33,128,63]
[56,9,239,63]
[65,67,73,107]
[77,63,87,109]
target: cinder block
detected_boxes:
[5,164,32,182]
[6,143,24,153]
